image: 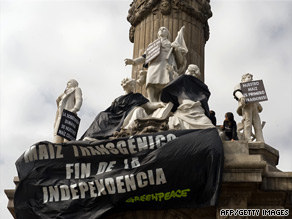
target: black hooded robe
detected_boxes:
[80,92,148,140]
[161,74,211,118]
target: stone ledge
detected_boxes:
[262,172,292,191]
[4,189,16,218]
[222,141,249,155]
[224,154,266,169]
[249,142,279,167]
[223,169,264,183]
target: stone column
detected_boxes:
[127,0,212,94]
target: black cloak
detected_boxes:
[80,92,148,140]
[161,75,211,118]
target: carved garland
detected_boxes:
[127,0,212,43]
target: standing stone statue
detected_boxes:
[54,79,83,143]
[125,26,187,102]
[126,0,212,82]
[233,73,264,142]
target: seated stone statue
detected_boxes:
[161,64,215,130]
[80,78,149,141]
[121,101,166,131]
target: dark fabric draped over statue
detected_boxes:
[161,75,211,118]
[80,92,148,140]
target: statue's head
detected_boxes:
[66,79,78,89]
[121,78,135,93]
[241,73,253,82]
[185,64,200,78]
[157,27,170,39]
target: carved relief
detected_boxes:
[160,0,171,15]
[114,118,169,138]
[129,26,135,43]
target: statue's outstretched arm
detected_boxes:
[124,56,145,66]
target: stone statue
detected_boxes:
[161,64,214,130]
[125,26,187,102]
[80,78,164,141]
[233,73,264,142]
[121,98,166,132]
[184,64,201,78]
[54,79,83,143]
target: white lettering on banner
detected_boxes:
[124,157,141,169]
[66,163,91,179]
[96,161,116,175]
[42,168,167,203]
[24,144,63,163]
[23,132,178,163]
[72,133,177,157]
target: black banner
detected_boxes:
[57,109,80,140]
[14,128,224,219]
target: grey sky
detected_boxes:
[1,0,291,218]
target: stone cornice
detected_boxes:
[127,0,212,42]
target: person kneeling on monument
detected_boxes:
[219,112,239,141]
[161,64,215,130]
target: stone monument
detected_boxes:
[4,1,292,218]
[126,0,212,92]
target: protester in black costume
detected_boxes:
[220,112,238,141]
[80,78,148,141]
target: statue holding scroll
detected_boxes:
[125,26,188,102]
